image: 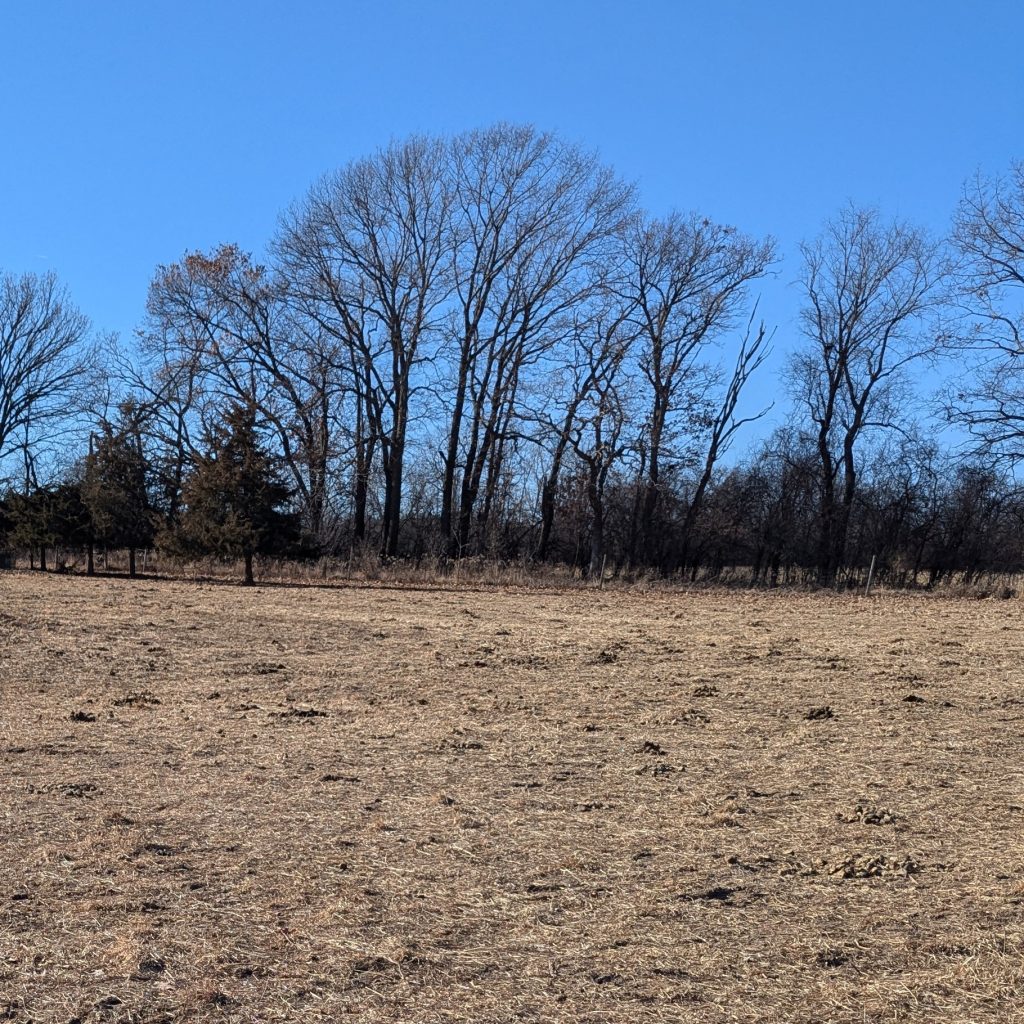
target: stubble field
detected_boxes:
[1,572,1024,1022]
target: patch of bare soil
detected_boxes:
[2,573,1024,1021]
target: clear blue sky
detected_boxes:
[2,0,1021,435]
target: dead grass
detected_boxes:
[2,571,1024,1021]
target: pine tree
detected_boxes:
[0,496,11,545]
[49,482,92,568]
[7,488,53,570]
[0,495,12,568]
[170,404,301,585]
[82,408,154,578]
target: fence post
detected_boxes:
[864,554,877,597]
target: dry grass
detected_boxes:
[2,572,1024,1022]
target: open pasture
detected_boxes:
[1,573,1023,1022]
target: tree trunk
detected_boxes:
[129,547,137,579]
[380,373,409,559]
[816,435,837,584]
[352,402,374,548]
[535,412,576,561]
[640,385,668,565]
[625,447,647,570]
[589,519,604,580]
[441,352,471,554]
[243,552,254,586]
[587,467,604,579]
[536,476,558,561]
[456,415,485,556]
[352,458,368,544]
[831,436,858,585]
[39,545,47,572]
[381,444,404,559]
[350,378,373,545]
[479,415,513,553]
[87,540,95,577]
[640,479,659,565]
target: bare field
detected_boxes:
[2,574,1024,1023]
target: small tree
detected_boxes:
[48,481,92,568]
[170,404,302,585]
[0,494,11,544]
[7,487,53,570]
[0,494,12,568]
[83,409,154,577]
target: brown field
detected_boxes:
[2,573,1023,1023]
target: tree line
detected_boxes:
[2,126,1022,586]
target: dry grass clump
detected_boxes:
[2,573,1024,1021]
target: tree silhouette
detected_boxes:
[170,403,302,585]
[83,410,154,577]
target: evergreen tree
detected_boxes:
[0,494,12,547]
[3,483,88,570]
[7,488,52,570]
[82,407,154,578]
[48,481,92,567]
[0,496,11,569]
[169,403,301,585]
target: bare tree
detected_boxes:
[620,213,775,564]
[531,320,597,562]
[441,125,635,555]
[277,136,454,557]
[947,162,1024,461]
[677,315,773,568]
[0,271,93,478]
[790,204,942,583]
[549,297,639,576]
[274,237,379,546]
